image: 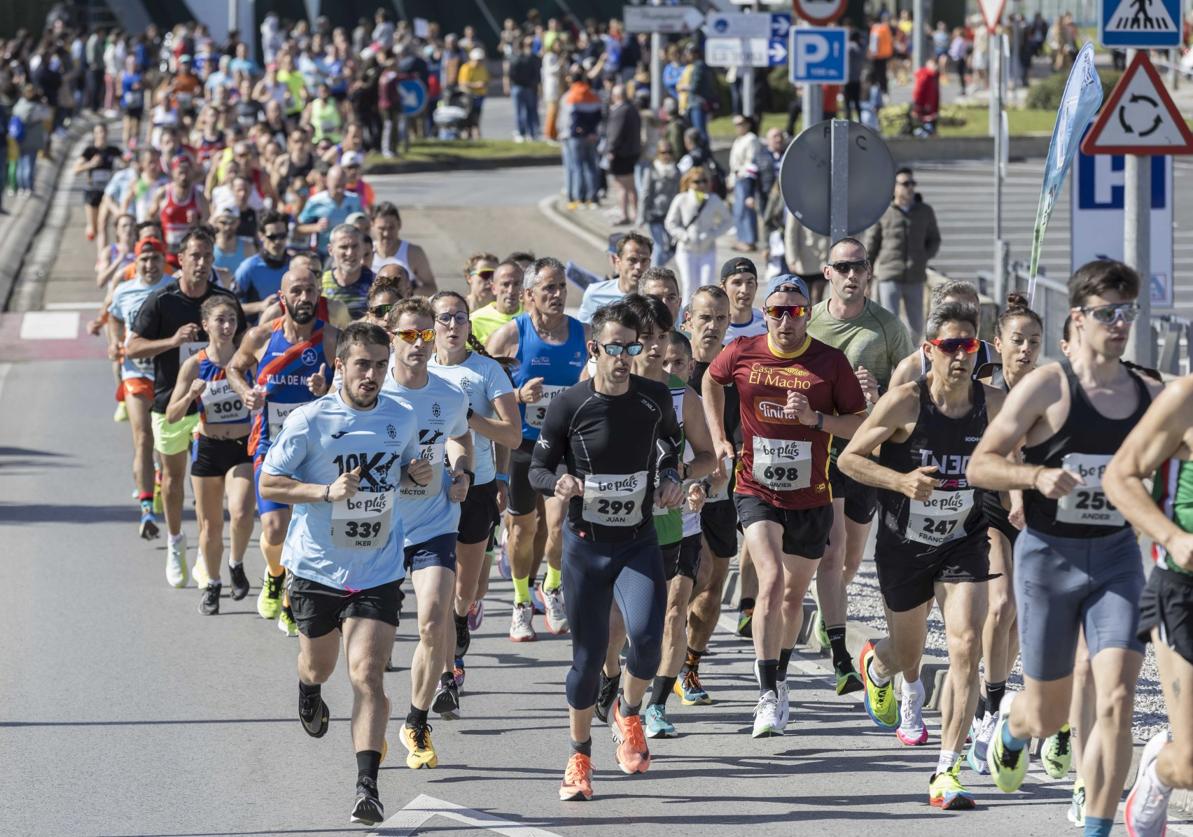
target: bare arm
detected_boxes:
[700,369,734,466]
[887,349,924,390]
[838,384,933,496]
[165,354,204,423]
[227,326,269,403]
[680,387,717,481]
[484,320,519,360]
[470,391,522,449]
[126,324,193,360]
[408,244,437,294]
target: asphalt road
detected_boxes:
[2,163,1192,837]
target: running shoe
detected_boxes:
[152,471,163,515]
[594,672,619,723]
[834,661,864,696]
[858,640,898,730]
[497,530,511,579]
[897,682,928,746]
[257,570,284,620]
[559,752,593,801]
[966,712,997,774]
[452,657,466,689]
[814,609,829,650]
[228,562,250,600]
[1041,725,1073,779]
[986,692,1028,792]
[278,604,298,637]
[537,583,569,634]
[400,721,438,769]
[752,691,783,738]
[776,679,791,731]
[531,592,546,615]
[432,675,461,720]
[467,599,484,632]
[299,690,329,738]
[509,601,536,642]
[454,617,471,658]
[192,555,211,589]
[737,606,754,638]
[349,777,384,826]
[114,401,128,422]
[929,762,976,810]
[1067,779,1086,827]
[138,508,160,540]
[165,534,188,588]
[199,581,221,615]
[674,668,712,705]
[1125,730,1172,837]
[643,704,676,739]
[610,701,651,774]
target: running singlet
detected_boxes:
[195,350,250,425]
[381,371,470,546]
[1151,459,1193,577]
[511,312,587,441]
[320,268,375,322]
[652,375,687,547]
[1022,359,1151,538]
[876,379,989,552]
[161,187,201,252]
[262,391,420,590]
[428,352,514,486]
[724,308,768,344]
[708,333,866,510]
[109,276,167,380]
[529,375,682,542]
[248,318,327,457]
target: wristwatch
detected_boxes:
[815,412,825,431]
[659,467,681,485]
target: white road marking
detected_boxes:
[372,792,561,836]
[43,301,101,310]
[19,311,79,340]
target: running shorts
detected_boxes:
[873,527,992,613]
[664,532,703,582]
[507,439,538,517]
[1138,566,1193,666]
[289,575,402,639]
[733,495,832,559]
[404,532,459,574]
[84,189,105,208]
[151,411,199,457]
[121,377,154,401]
[458,479,501,545]
[1014,526,1145,681]
[982,490,1019,545]
[190,434,252,478]
[700,498,739,559]
[829,461,878,524]
[253,454,289,516]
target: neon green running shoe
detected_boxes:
[986,693,1029,793]
[257,570,283,620]
[857,640,898,729]
[929,762,976,810]
[1041,724,1073,780]
[814,609,829,650]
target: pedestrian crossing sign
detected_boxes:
[1100,0,1181,47]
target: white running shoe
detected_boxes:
[967,711,998,773]
[536,583,569,634]
[166,534,189,588]
[1125,730,1172,837]
[752,691,783,738]
[896,679,928,746]
[509,602,537,642]
[776,679,791,731]
[192,553,210,588]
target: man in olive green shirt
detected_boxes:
[470,259,524,344]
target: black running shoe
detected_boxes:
[432,674,461,719]
[228,562,250,600]
[594,671,619,723]
[299,691,330,738]
[199,581,221,615]
[349,777,384,826]
[454,618,471,658]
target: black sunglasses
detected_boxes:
[829,259,868,275]
[263,232,288,241]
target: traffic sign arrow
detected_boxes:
[769,40,787,63]
[623,5,704,34]
[1081,51,1193,155]
[371,793,561,837]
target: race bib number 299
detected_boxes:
[582,471,648,527]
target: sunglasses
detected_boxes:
[896,179,916,187]
[764,304,810,320]
[395,328,435,344]
[435,311,470,326]
[1080,302,1139,325]
[368,303,395,319]
[470,269,495,280]
[594,341,644,357]
[928,337,981,354]
[263,232,288,241]
[829,259,868,275]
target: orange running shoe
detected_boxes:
[559,753,593,801]
[610,700,651,774]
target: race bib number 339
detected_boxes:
[1056,453,1123,526]
[752,437,811,491]
[331,490,394,549]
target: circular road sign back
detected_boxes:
[793,0,848,26]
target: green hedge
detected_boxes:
[1024,69,1123,111]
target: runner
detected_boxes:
[150,156,209,254]
[258,321,426,826]
[703,274,867,736]
[462,252,498,315]
[127,227,244,587]
[638,267,682,327]
[165,295,254,613]
[229,267,337,635]
[486,257,589,642]
[720,258,767,343]
[966,293,1043,772]
[369,201,437,292]
[426,291,520,707]
[839,301,1004,809]
[321,224,376,322]
[576,232,653,323]
[888,280,996,388]
[1104,376,1193,837]
[75,123,122,244]
[107,237,169,539]
[805,238,914,706]
[380,298,472,759]
[528,299,684,800]
[469,259,524,345]
[966,260,1161,837]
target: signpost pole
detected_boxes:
[829,119,849,241]
[650,0,662,112]
[912,0,925,74]
[992,30,1006,302]
[742,3,759,118]
[803,84,821,132]
[1124,50,1152,363]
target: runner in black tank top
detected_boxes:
[839,301,1003,811]
[966,261,1162,824]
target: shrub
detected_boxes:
[1024,68,1123,110]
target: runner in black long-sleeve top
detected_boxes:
[528,300,683,802]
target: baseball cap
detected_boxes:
[135,237,165,256]
[345,211,369,225]
[216,204,239,219]
[341,150,364,168]
[765,274,811,302]
[720,256,757,280]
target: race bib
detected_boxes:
[399,441,445,499]
[331,490,394,550]
[525,384,567,429]
[166,227,187,249]
[907,490,974,547]
[267,401,300,438]
[752,437,811,491]
[200,379,248,423]
[124,353,154,379]
[1056,453,1124,527]
[179,340,206,364]
[582,470,648,527]
[90,168,112,187]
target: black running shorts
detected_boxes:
[663,532,703,582]
[828,461,877,525]
[458,479,501,545]
[733,494,833,559]
[982,490,1019,545]
[289,575,403,638]
[190,434,252,478]
[507,439,538,517]
[1139,566,1193,666]
[874,526,992,613]
[700,498,739,559]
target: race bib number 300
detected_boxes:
[582,471,648,527]
[752,437,811,491]
[1056,453,1124,526]
[907,490,974,547]
[331,491,394,549]
[201,379,248,423]
[525,385,566,429]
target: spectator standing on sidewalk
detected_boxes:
[911,57,941,135]
[844,29,865,122]
[665,166,732,303]
[676,43,715,139]
[948,27,970,94]
[459,47,490,139]
[12,84,50,196]
[727,115,763,253]
[562,70,602,210]
[541,39,564,141]
[638,140,680,266]
[604,83,641,226]
[863,167,941,341]
[868,12,895,95]
[510,37,541,142]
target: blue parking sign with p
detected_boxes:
[789,28,848,84]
